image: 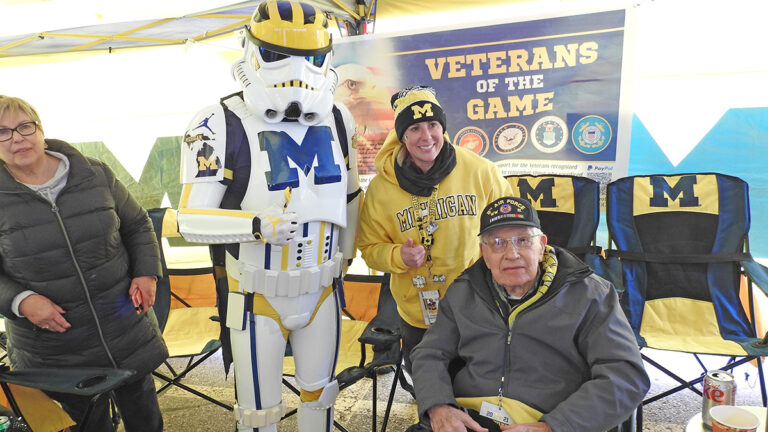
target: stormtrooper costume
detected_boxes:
[176,2,360,431]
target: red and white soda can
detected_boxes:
[702,369,737,429]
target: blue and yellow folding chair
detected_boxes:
[605,173,768,415]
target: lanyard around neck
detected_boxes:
[411,186,439,247]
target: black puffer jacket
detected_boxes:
[0,139,168,376]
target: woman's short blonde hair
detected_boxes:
[0,95,42,130]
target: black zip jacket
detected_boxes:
[0,139,167,376]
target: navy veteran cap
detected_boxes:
[478,196,541,236]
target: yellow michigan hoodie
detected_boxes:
[357,130,512,328]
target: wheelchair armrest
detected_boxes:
[0,366,135,397]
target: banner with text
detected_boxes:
[334,9,631,188]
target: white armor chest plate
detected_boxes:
[240,115,347,226]
[235,114,346,276]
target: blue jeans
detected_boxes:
[46,373,162,432]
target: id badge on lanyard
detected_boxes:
[418,289,440,325]
[479,401,513,425]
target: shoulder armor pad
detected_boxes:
[222,93,249,120]
[181,104,227,183]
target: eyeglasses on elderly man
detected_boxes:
[481,231,543,253]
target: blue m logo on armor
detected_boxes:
[649,175,700,207]
[259,126,342,190]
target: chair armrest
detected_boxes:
[359,316,400,348]
[358,317,402,370]
[0,366,135,397]
[742,260,768,297]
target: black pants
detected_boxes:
[46,373,163,432]
[399,316,428,374]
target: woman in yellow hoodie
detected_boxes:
[356,86,512,373]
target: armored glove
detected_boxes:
[253,188,298,246]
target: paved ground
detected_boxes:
[152,348,768,431]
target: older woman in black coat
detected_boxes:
[0,95,168,432]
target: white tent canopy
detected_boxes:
[0,0,556,57]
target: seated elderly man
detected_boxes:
[410,196,649,432]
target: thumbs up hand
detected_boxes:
[401,237,426,268]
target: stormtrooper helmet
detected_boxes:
[233,0,338,125]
